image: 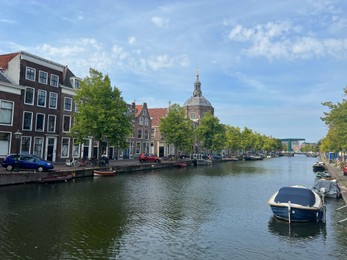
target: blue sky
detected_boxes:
[1,0,347,143]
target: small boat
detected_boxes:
[175,162,188,167]
[38,174,73,183]
[243,155,263,161]
[312,162,327,172]
[312,178,341,198]
[93,170,116,177]
[267,185,325,223]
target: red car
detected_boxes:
[138,153,161,163]
[343,164,347,176]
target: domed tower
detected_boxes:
[183,69,214,122]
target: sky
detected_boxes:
[1,0,347,143]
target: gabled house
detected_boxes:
[148,107,169,157]
[0,51,83,162]
[132,102,152,157]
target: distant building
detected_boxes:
[148,107,169,157]
[183,70,214,123]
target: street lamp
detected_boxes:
[14,130,22,172]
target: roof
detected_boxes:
[183,96,213,107]
[135,105,143,117]
[0,52,19,70]
[0,70,11,83]
[148,108,168,126]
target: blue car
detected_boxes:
[2,154,54,172]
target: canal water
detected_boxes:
[1,155,347,259]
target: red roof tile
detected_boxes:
[148,108,168,126]
[0,52,19,69]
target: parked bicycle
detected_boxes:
[65,158,79,167]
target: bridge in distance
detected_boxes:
[280,138,305,152]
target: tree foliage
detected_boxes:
[321,87,347,152]
[159,104,194,156]
[71,68,132,154]
[195,111,226,152]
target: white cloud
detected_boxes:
[228,21,347,60]
[151,16,169,28]
[0,19,16,24]
[147,54,174,70]
[128,36,136,45]
[112,45,129,60]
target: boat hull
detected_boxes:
[270,205,323,222]
[93,170,115,177]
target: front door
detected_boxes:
[46,137,56,162]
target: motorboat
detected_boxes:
[267,185,325,223]
[312,162,327,172]
[312,178,341,198]
[38,173,73,183]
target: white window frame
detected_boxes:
[23,111,33,131]
[24,87,35,105]
[35,113,45,132]
[20,136,32,154]
[139,116,143,125]
[61,138,70,158]
[37,89,47,107]
[63,115,71,133]
[50,74,59,87]
[39,70,48,84]
[33,137,44,158]
[47,115,56,133]
[49,92,58,109]
[0,100,14,126]
[64,97,72,111]
[25,66,36,81]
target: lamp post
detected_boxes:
[14,130,22,172]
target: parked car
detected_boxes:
[343,164,347,176]
[138,153,161,163]
[2,154,54,172]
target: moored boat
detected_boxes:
[312,178,341,198]
[93,170,116,177]
[267,185,325,223]
[312,162,327,172]
[38,173,73,183]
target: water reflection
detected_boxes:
[268,216,326,239]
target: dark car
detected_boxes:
[2,154,54,172]
[138,153,161,163]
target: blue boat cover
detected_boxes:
[274,187,316,207]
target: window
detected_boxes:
[33,137,43,158]
[37,90,47,107]
[144,129,149,140]
[135,142,141,154]
[49,92,58,109]
[23,111,33,130]
[151,128,155,137]
[0,100,14,125]
[190,112,196,119]
[72,139,80,158]
[64,97,72,111]
[47,115,56,132]
[25,67,36,81]
[61,138,70,158]
[139,117,143,125]
[63,115,71,132]
[144,118,149,126]
[39,71,48,84]
[143,109,147,116]
[137,128,143,139]
[0,132,11,156]
[36,113,45,132]
[20,136,31,154]
[74,79,80,89]
[50,74,59,87]
[24,88,35,105]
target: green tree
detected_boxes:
[195,111,226,152]
[225,125,242,154]
[321,87,347,153]
[71,68,132,161]
[159,104,194,157]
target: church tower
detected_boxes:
[183,69,214,122]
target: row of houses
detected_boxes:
[0,51,214,162]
